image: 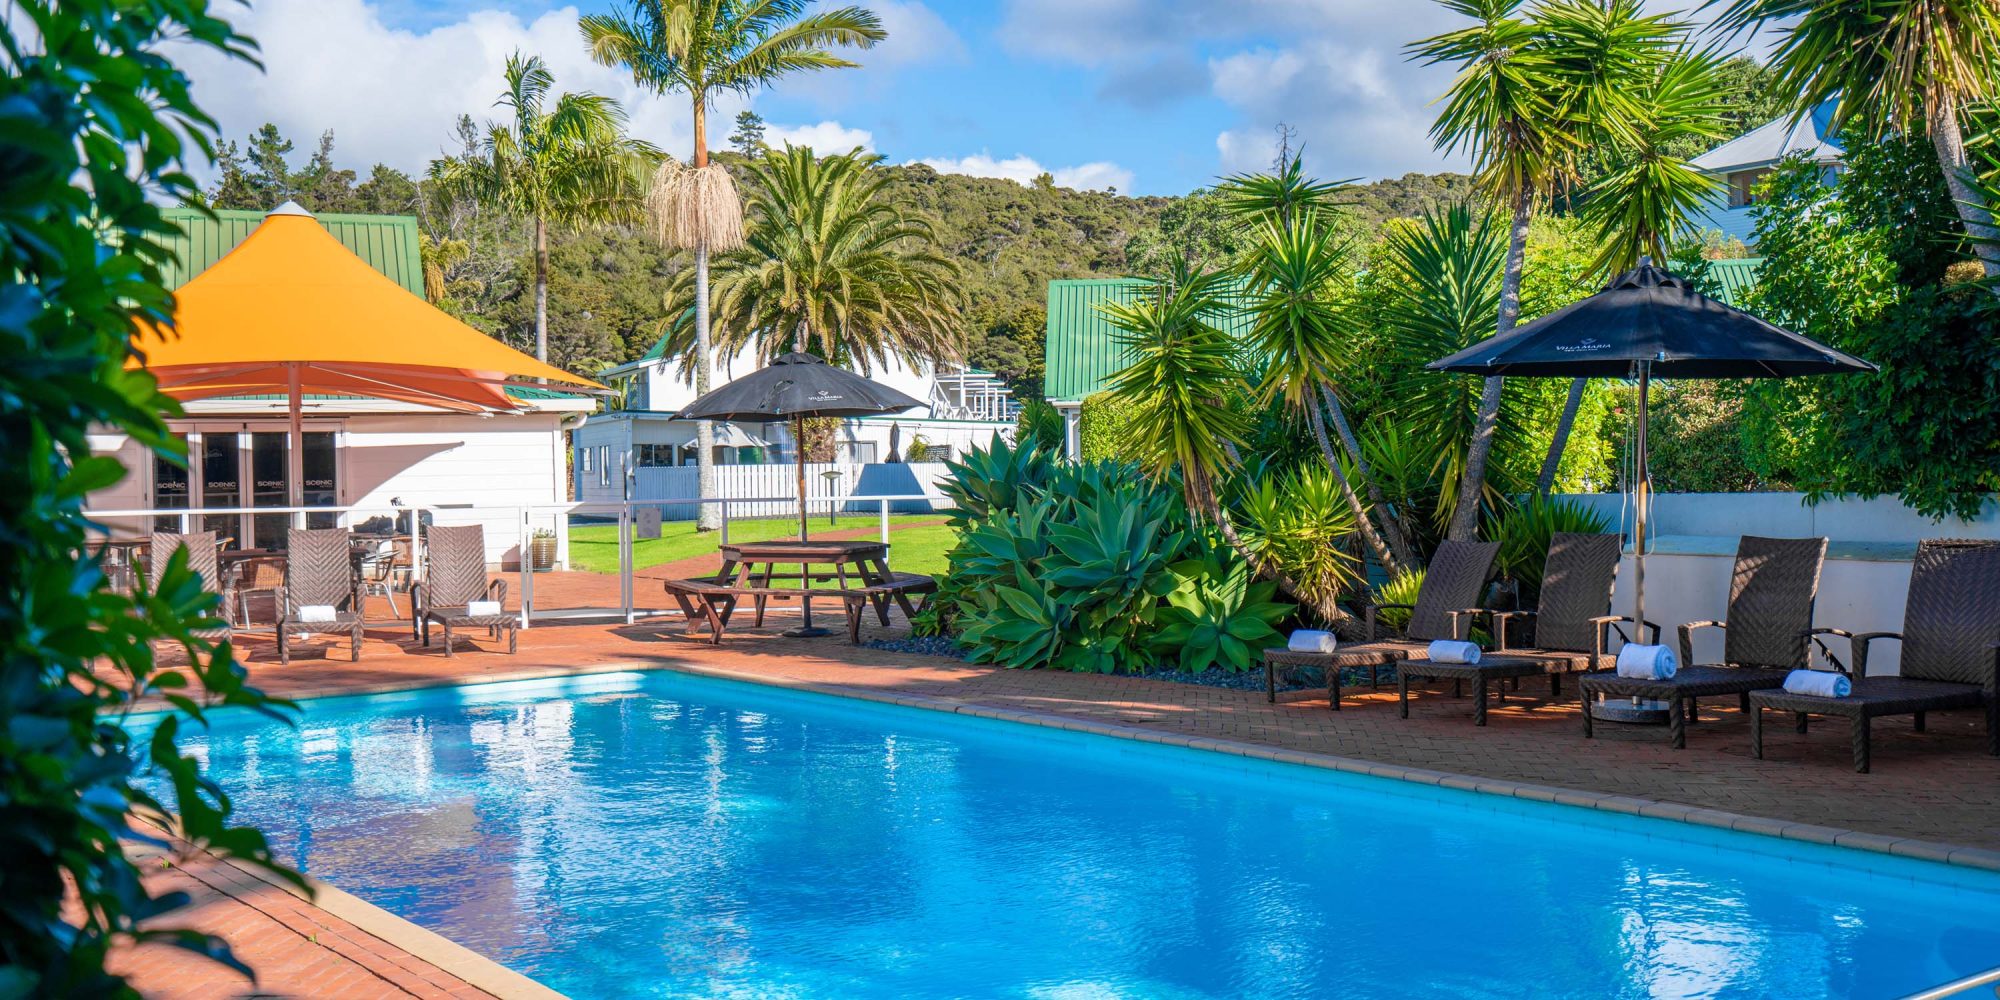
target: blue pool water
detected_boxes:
[153,671,2000,998]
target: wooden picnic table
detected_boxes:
[715,539,912,638]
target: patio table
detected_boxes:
[715,539,908,638]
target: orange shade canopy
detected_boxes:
[133,203,603,411]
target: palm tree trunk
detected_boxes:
[1929,94,2000,283]
[532,216,549,367]
[1448,187,1530,541]
[691,97,721,531]
[1306,394,1401,577]
[1535,377,1586,495]
[1319,384,1416,568]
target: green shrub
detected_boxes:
[1369,569,1425,633]
[1233,463,1365,618]
[1488,494,1613,606]
[1013,398,1064,453]
[1076,389,1140,463]
[1152,548,1292,672]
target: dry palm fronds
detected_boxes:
[645,159,744,252]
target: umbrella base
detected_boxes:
[1592,696,1671,725]
[782,625,833,638]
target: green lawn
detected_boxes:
[568,515,959,577]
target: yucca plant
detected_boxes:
[1233,464,1366,621]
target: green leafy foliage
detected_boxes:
[1370,569,1427,633]
[1075,390,1140,463]
[1,2,302,994]
[1153,549,1293,672]
[1013,399,1064,453]
[1488,494,1613,603]
[1232,464,1366,618]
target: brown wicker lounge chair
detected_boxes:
[1263,539,1498,710]
[1750,539,2000,773]
[278,528,363,665]
[412,524,514,657]
[149,530,232,642]
[1397,532,1646,725]
[1580,534,1828,748]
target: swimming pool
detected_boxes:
[155,671,2000,998]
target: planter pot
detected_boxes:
[528,535,558,572]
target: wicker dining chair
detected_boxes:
[148,530,232,642]
[278,528,364,665]
[1262,539,1499,710]
[412,524,514,657]
[1579,535,1828,748]
[1751,538,2000,773]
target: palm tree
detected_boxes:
[1098,268,1334,617]
[430,52,655,366]
[1711,0,2000,281]
[1411,0,1678,538]
[702,145,962,368]
[1534,44,1732,492]
[581,0,884,529]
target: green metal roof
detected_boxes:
[158,208,426,296]
[1043,278,1257,402]
[1707,257,1762,306]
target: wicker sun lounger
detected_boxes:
[412,524,515,657]
[1263,540,1498,710]
[278,527,363,664]
[150,530,232,644]
[1750,539,2000,773]
[1580,535,1827,748]
[1397,532,1642,726]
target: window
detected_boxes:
[635,444,675,467]
[1727,168,1771,208]
[579,447,592,473]
[836,441,880,464]
[597,446,610,486]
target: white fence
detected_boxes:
[632,461,956,519]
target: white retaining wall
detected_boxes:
[631,461,957,519]
[1554,492,2000,676]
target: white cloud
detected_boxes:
[764,121,875,153]
[870,1,968,69]
[1207,40,1464,182]
[913,153,1134,192]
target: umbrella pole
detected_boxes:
[795,414,808,542]
[1633,360,1651,637]
[287,361,304,516]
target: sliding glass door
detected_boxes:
[154,426,339,550]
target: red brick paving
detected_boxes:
[117,581,2000,996]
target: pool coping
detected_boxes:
[207,655,2000,875]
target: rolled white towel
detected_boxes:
[1615,644,1678,680]
[467,600,502,616]
[1783,669,1851,698]
[1426,639,1481,665]
[297,605,336,623]
[1287,630,1338,653]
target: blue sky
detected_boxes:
[174,1,1750,197]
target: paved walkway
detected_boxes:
[117,601,2000,996]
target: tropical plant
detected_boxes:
[937,433,1057,526]
[2,1,305,993]
[1487,494,1614,606]
[1076,389,1141,463]
[581,0,885,529]
[1233,464,1368,619]
[430,53,655,366]
[667,145,963,370]
[1369,568,1428,633]
[1152,548,1294,672]
[1013,399,1065,454]
[1710,0,2000,281]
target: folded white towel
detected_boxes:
[467,600,501,616]
[1288,630,1338,653]
[297,605,336,623]
[1615,644,1678,680]
[1783,669,1851,698]
[1426,639,1481,664]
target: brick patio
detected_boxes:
[116,585,2000,997]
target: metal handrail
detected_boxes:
[1904,965,2000,1000]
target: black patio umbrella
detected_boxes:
[674,352,923,541]
[1427,262,1874,633]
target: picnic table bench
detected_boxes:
[663,571,937,644]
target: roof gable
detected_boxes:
[159,207,425,296]
[1691,104,1843,173]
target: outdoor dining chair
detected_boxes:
[1263,539,1499,709]
[278,528,364,665]
[1750,538,2000,773]
[1397,532,1643,725]
[412,524,514,657]
[1580,534,1828,748]
[148,530,232,644]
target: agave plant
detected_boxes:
[1153,548,1294,673]
[938,433,1057,527]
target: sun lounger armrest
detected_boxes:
[1678,620,1725,668]
[1801,627,1855,674]
[1590,615,1660,655]
[1841,631,1901,678]
[1362,603,1414,642]
[486,578,508,604]
[1444,607,1487,641]
[1488,610,1532,650]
